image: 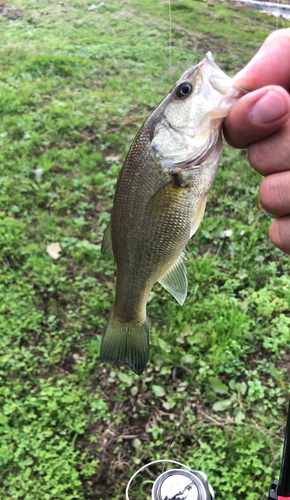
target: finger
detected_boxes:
[223,86,290,149]
[248,120,290,176]
[269,216,290,255]
[234,29,290,91]
[259,171,290,217]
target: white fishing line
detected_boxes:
[168,0,172,82]
[126,460,192,500]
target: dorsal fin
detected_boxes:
[101,220,114,258]
[158,252,187,306]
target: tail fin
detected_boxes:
[100,311,149,375]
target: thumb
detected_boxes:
[223,85,290,149]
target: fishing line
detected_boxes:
[168,0,172,82]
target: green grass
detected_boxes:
[0,0,289,498]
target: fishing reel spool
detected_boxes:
[126,459,214,500]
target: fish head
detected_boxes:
[151,52,244,171]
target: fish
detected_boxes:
[100,52,243,375]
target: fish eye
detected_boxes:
[176,81,193,98]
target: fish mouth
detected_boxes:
[203,53,248,99]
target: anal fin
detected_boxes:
[101,220,114,258]
[158,252,187,306]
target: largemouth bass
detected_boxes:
[100,53,242,375]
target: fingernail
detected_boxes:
[251,90,288,124]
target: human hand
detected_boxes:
[223,29,290,254]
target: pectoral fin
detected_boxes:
[101,220,114,258]
[147,180,186,218]
[158,252,187,306]
[190,195,208,238]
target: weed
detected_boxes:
[0,0,289,499]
